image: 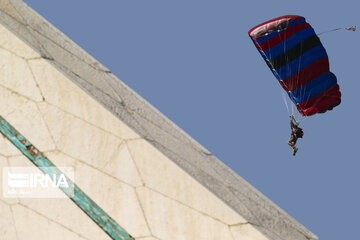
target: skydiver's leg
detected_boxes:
[288,138,295,147]
[288,136,298,156]
[292,146,298,156]
[288,137,293,146]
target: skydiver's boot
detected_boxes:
[292,146,298,156]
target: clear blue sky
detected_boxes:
[23,1,359,239]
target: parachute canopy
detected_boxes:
[248,15,341,116]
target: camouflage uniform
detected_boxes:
[288,116,303,156]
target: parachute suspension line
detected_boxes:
[286,26,306,121]
[281,90,308,122]
[283,27,303,121]
[317,25,356,36]
[280,27,297,118]
[278,28,307,122]
[268,24,301,120]
[282,90,291,115]
[284,27,296,117]
[293,30,312,122]
[317,27,342,35]
[296,34,304,118]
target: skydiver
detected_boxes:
[288,115,304,156]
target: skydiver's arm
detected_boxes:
[290,115,300,126]
[290,119,295,128]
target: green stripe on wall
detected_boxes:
[0,115,134,240]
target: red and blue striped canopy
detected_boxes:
[249,15,341,116]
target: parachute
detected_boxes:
[248,15,341,116]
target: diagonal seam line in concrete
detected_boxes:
[0,115,134,240]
